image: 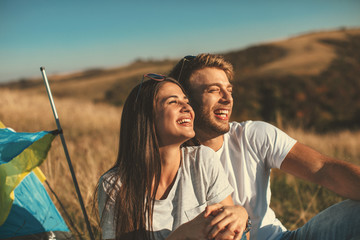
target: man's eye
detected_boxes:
[209,88,220,92]
[169,100,178,104]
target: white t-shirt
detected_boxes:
[217,121,297,240]
[98,145,233,240]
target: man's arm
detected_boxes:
[280,142,360,200]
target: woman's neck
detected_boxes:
[155,145,182,200]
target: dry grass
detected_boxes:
[1,88,120,238]
[270,126,360,230]
[1,88,360,238]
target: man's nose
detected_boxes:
[220,90,233,103]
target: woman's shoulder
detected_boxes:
[100,168,116,182]
[181,145,217,170]
[99,168,120,193]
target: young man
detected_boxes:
[168,54,360,240]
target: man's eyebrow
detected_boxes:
[204,83,233,89]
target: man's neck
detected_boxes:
[196,133,224,152]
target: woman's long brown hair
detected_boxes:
[99,77,183,240]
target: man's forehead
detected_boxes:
[189,68,231,88]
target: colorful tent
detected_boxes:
[0,124,72,239]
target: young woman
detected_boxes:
[97,74,249,240]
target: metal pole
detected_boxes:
[40,67,95,240]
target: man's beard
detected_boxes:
[194,104,230,137]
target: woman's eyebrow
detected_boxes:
[166,95,180,100]
[159,95,179,103]
[162,95,189,103]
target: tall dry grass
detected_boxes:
[1,88,120,238]
[270,127,360,230]
[1,88,359,238]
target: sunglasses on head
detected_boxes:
[178,55,196,82]
[135,73,167,102]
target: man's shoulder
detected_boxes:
[228,120,272,136]
[225,121,284,150]
[229,120,273,129]
[182,145,216,158]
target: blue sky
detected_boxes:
[1,0,359,83]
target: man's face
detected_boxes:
[188,67,233,137]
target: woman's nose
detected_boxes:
[180,101,192,112]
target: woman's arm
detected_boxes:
[166,196,250,240]
[165,196,233,240]
[165,210,213,240]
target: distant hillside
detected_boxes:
[226,28,360,131]
[2,28,360,132]
[1,59,177,105]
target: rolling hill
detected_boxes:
[2,27,360,132]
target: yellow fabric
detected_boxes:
[33,167,47,183]
[0,131,55,225]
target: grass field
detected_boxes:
[1,88,359,239]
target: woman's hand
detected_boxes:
[204,203,249,240]
[166,210,214,240]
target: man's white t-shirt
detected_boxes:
[217,121,297,240]
[99,145,233,240]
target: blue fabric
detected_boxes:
[0,128,51,165]
[0,128,57,225]
[0,172,70,238]
[278,200,360,240]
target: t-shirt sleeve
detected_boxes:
[201,146,234,205]
[98,173,116,240]
[245,121,297,169]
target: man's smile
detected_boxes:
[214,109,230,120]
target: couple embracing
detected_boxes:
[98,54,360,240]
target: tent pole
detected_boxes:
[40,67,95,240]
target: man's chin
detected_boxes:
[215,125,230,135]
[207,120,230,135]
[195,115,230,135]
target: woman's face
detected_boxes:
[154,82,195,147]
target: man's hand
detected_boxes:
[204,203,249,240]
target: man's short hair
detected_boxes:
[168,53,234,97]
